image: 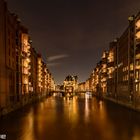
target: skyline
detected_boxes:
[7,0,140,84]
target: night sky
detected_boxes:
[7,0,140,84]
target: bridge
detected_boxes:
[49,90,93,96]
[50,90,92,93]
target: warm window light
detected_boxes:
[136,65,140,70]
[23,39,28,46]
[102,69,107,73]
[23,68,28,74]
[103,64,106,68]
[101,78,106,82]
[23,47,28,53]
[102,52,106,58]
[23,77,28,84]
[27,45,30,49]
[27,52,31,57]
[23,61,28,67]
[26,58,30,62]
[136,31,140,39]
[108,51,114,62]
[136,20,140,29]
[136,54,140,59]
[108,67,114,74]
[130,64,134,71]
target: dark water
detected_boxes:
[0,93,140,140]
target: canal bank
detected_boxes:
[103,96,140,113]
[0,93,50,117]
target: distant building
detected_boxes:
[78,82,85,92]
[100,51,108,95]
[63,75,78,93]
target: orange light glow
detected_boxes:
[136,19,140,29]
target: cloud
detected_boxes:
[47,54,69,62]
[47,63,60,67]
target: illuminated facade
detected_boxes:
[91,63,100,96]
[84,77,92,92]
[78,82,85,92]
[47,70,51,92]
[0,0,55,116]
[85,79,90,91]
[51,77,56,91]
[134,13,140,108]
[37,54,43,94]
[47,70,50,93]
[107,41,118,98]
[21,32,31,95]
[100,51,108,95]
[63,75,78,93]
[91,70,96,93]
[89,12,140,110]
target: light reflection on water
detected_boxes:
[20,109,35,140]
[0,94,140,140]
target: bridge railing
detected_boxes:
[51,90,93,93]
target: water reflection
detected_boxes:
[20,109,35,140]
[63,96,79,125]
[0,94,140,140]
[85,94,90,122]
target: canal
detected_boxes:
[0,93,140,140]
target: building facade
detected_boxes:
[0,0,55,116]
[89,12,140,110]
[0,0,7,113]
[78,82,85,92]
[63,75,78,93]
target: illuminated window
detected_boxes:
[130,63,133,71]
[103,64,106,68]
[23,67,28,74]
[136,31,140,39]
[23,60,28,67]
[108,51,114,62]
[102,52,106,58]
[136,19,140,29]
[23,76,28,84]
[136,54,140,60]
[136,71,139,79]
